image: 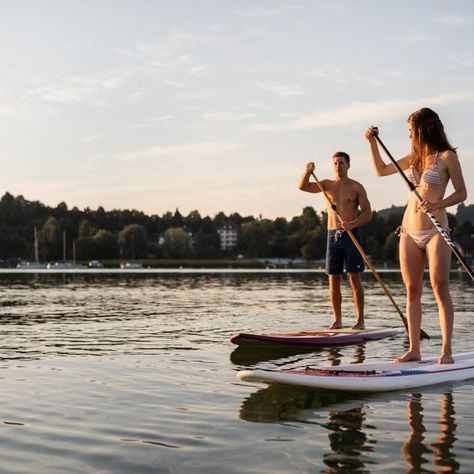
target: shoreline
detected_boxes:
[0,267,468,274]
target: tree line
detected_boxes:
[0,192,472,263]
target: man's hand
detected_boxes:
[340,219,358,231]
[306,162,315,173]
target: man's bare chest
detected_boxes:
[328,185,358,206]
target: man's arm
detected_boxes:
[298,162,327,193]
[355,184,372,226]
[345,183,372,229]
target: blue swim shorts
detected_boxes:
[326,228,365,275]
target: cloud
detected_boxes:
[165,80,185,89]
[312,66,338,78]
[82,134,103,143]
[202,111,256,122]
[176,90,215,101]
[232,7,285,17]
[122,33,213,77]
[116,142,244,162]
[247,102,272,110]
[433,13,474,26]
[128,91,142,101]
[254,91,474,132]
[401,32,434,43]
[0,102,14,115]
[132,116,173,128]
[123,32,197,58]
[24,74,124,104]
[312,67,404,86]
[259,83,304,97]
[450,51,474,67]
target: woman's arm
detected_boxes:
[365,127,410,176]
[431,151,467,210]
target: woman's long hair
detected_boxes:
[408,108,456,171]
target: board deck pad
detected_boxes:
[237,351,474,392]
[230,327,405,347]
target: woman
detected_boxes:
[365,108,467,364]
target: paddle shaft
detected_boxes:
[310,171,429,339]
[374,134,474,282]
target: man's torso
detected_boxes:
[325,178,361,230]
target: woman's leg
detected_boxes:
[426,233,454,364]
[396,232,426,362]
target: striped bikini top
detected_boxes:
[405,152,442,189]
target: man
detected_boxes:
[298,152,372,329]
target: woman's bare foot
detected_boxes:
[394,350,421,363]
[438,353,454,364]
[351,321,365,330]
[328,321,342,330]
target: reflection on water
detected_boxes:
[240,384,463,473]
[0,271,472,473]
[236,314,469,473]
[403,392,460,473]
[238,344,367,423]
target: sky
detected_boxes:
[0,0,473,219]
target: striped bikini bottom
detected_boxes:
[398,226,448,250]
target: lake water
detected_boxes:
[0,270,473,473]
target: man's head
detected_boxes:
[332,151,350,178]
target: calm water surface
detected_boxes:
[0,271,473,473]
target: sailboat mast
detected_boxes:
[34,227,39,263]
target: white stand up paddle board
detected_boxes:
[237,352,474,392]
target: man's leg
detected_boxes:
[328,274,343,329]
[326,230,344,329]
[344,229,365,330]
[347,272,364,329]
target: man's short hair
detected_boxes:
[333,151,350,164]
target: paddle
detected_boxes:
[373,132,474,282]
[310,170,430,339]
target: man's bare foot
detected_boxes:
[351,322,365,330]
[394,350,421,363]
[438,353,454,364]
[328,321,342,330]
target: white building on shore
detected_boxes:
[217,225,238,250]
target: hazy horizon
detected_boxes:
[5,189,472,222]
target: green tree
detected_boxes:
[192,229,219,258]
[75,237,97,260]
[383,232,399,262]
[119,224,148,259]
[78,219,92,238]
[269,218,289,257]
[240,220,272,257]
[172,209,184,227]
[300,228,326,261]
[94,229,119,259]
[213,211,228,229]
[0,229,27,258]
[161,227,192,259]
[301,206,320,231]
[453,220,473,239]
[40,216,62,260]
[184,210,202,233]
